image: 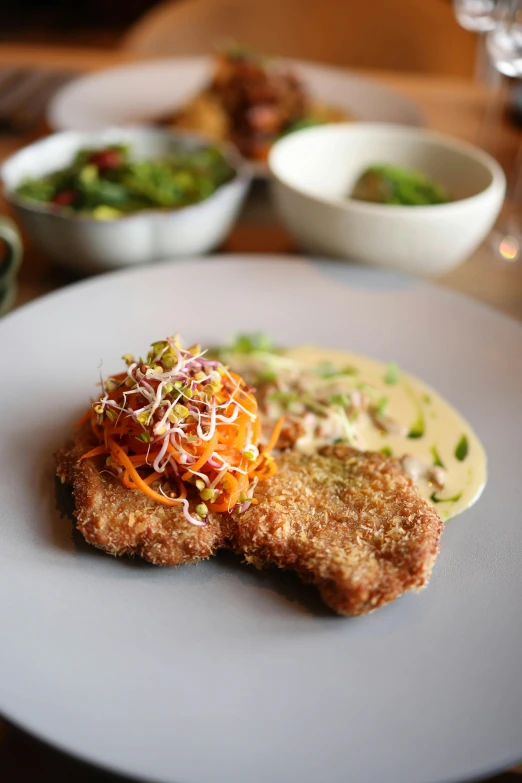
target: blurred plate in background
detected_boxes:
[47,56,424,134]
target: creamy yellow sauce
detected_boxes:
[282,346,486,521]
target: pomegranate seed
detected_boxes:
[52,189,77,207]
[88,149,122,171]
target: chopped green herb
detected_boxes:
[408,410,425,439]
[423,394,432,404]
[302,396,329,416]
[329,392,350,407]
[258,369,277,382]
[231,332,273,354]
[268,390,300,408]
[316,362,339,379]
[380,446,393,457]
[431,445,445,468]
[430,490,463,504]
[384,362,400,385]
[455,434,469,462]
[375,396,388,415]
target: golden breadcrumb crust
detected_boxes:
[56,430,442,614]
[226,445,443,615]
[55,423,225,566]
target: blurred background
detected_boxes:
[0,0,478,74]
[1,0,156,47]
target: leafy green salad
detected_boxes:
[15,143,236,220]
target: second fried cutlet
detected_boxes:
[56,423,225,565]
[226,444,443,615]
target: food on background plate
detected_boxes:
[351,164,451,206]
[171,47,350,162]
[56,333,486,616]
[15,143,235,220]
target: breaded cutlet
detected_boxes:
[55,423,225,566]
[226,444,443,615]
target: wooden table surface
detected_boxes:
[1,43,522,782]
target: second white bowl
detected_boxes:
[269,123,506,276]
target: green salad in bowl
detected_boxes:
[1,128,251,270]
[15,142,236,220]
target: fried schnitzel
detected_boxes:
[56,423,225,566]
[227,444,443,615]
[56,432,442,613]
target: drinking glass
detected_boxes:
[485,0,522,259]
[487,0,522,76]
[453,0,498,32]
[454,1,522,261]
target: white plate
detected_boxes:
[47,56,424,134]
[1,256,522,783]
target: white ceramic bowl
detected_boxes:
[269,123,506,277]
[1,127,251,273]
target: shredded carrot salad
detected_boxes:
[77,335,282,526]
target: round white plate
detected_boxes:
[47,56,424,133]
[1,256,522,783]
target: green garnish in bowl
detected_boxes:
[351,164,451,206]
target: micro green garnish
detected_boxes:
[195,503,208,518]
[380,446,393,457]
[336,406,359,446]
[383,362,400,385]
[431,445,445,468]
[430,490,463,504]
[85,333,279,526]
[455,434,469,462]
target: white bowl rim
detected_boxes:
[0,126,252,225]
[268,122,506,216]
